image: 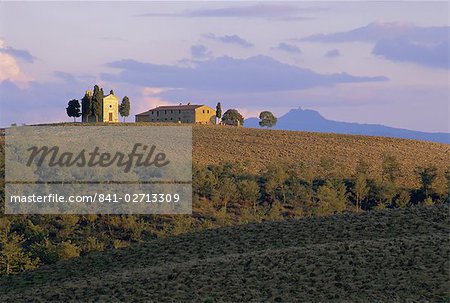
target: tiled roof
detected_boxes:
[154,105,203,110]
[135,110,151,116]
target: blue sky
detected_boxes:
[0,1,448,132]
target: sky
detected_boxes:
[0,1,449,132]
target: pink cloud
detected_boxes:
[135,87,178,114]
[0,40,32,88]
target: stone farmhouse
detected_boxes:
[135,104,216,124]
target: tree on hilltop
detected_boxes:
[66,99,81,122]
[222,109,244,126]
[91,85,102,122]
[258,111,277,128]
[216,102,222,124]
[119,96,131,122]
[81,92,92,121]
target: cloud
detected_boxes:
[203,33,253,48]
[137,4,326,21]
[137,87,178,114]
[273,42,302,54]
[302,22,447,43]
[103,55,387,93]
[190,44,212,59]
[142,87,173,95]
[0,79,88,126]
[324,49,340,58]
[0,40,32,87]
[54,71,76,82]
[0,46,35,63]
[0,53,23,82]
[302,22,449,69]
[372,39,449,69]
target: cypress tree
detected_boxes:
[91,85,102,122]
[119,96,131,122]
[216,102,222,124]
[81,92,92,122]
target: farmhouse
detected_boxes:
[135,104,216,124]
[82,90,119,123]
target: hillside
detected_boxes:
[1,205,448,302]
[245,108,450,144]
[1,124,449,188]
[192,125,450,187]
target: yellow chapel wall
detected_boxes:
[102,94,119,122]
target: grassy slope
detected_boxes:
[1,205,448,302]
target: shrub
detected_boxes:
[84,236,105,253]
[396,190,410,208]
[112,240,130,249]
[423,197,434,206]
[56,241,81,260]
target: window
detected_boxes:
[179,110,181,114]
[165,118,167,121]
[203,110,205,113]
[157,111,159,117]
[207,110,210,113]
[171,110,173,114]
[151,111,154,115]
[170,118,173,120]
[165,110,167,114]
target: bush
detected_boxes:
[56,241,81,260]
[112,240,130,249]
[84,237,105,253]
[423,197,434,206]
[396,191,410,208]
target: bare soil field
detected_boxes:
[3,123,448,188]
[1,205,448,302]
[192,125,450,188]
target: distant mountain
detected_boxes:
[245,108,449,144]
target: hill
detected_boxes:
[1,205,448,302]
[192,125,450,187]
[245,108,450,144]
[1,124,449,188]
